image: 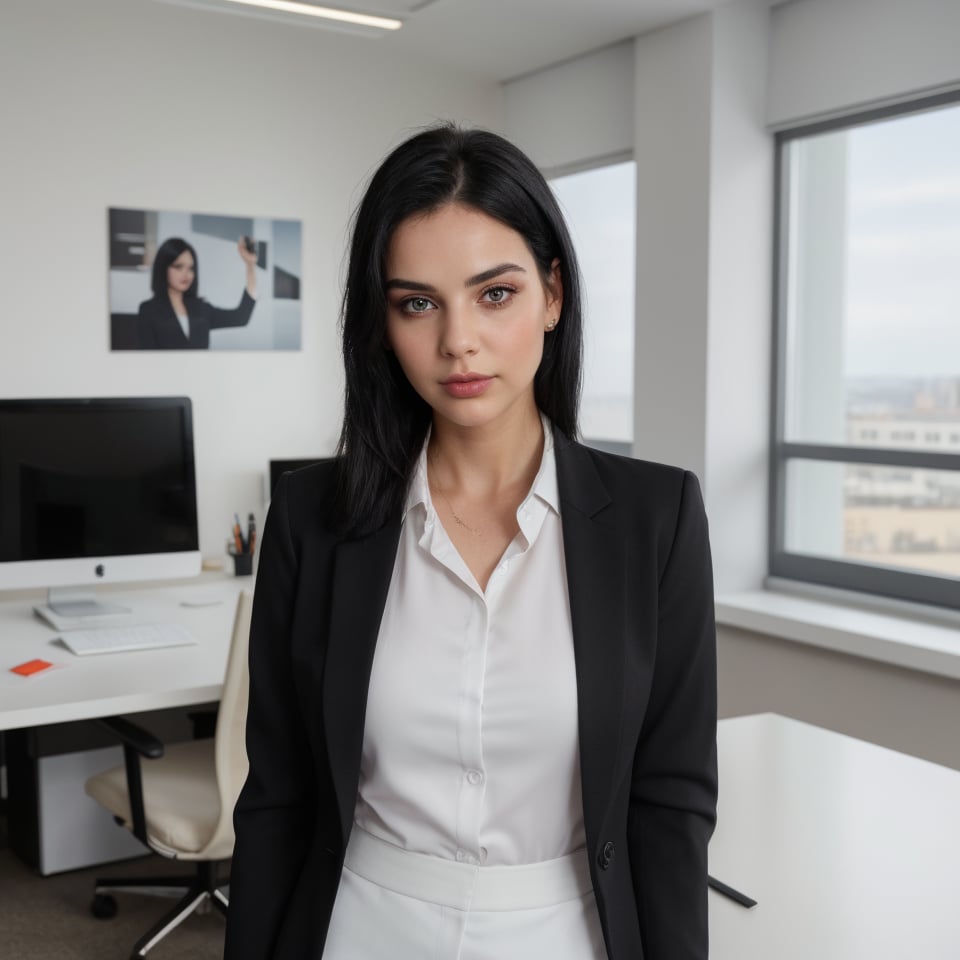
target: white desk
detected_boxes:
[710,714,960,960]
[0,576,246,873]
[0,576,245,732]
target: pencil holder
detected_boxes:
[231,551,253,577]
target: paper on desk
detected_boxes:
[10,658,64,678]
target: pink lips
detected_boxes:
[441,375,493,398]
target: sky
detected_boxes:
[842,101,960,380]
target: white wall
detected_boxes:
[769,0,960,127]
[0,0,500,563]
[719,624,960,771]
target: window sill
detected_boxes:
[715,589,960,681]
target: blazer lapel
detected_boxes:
[321,519,402,848]
[555,432,628,856]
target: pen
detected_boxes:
[707,875,757,908]
[233,514,245,554]
[247,513,256,556]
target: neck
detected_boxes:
[428,400,544,498]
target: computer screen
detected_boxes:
[0,397,200,618]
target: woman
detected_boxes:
[225,125,717,960]
[137,236,257,349]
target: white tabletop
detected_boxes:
[0,577,246,731]
[710,714,960,960]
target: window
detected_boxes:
[771,94,960,609]
[550,161,636,453]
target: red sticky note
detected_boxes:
[11,658,54,677]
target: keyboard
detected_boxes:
[58,622,198,656]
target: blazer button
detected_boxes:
[598,841,615,870]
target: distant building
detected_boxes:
[847,416,960,453]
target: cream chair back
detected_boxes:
[201,589,252,856]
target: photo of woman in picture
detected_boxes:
[225,124,717,960]
[137,236,257,349]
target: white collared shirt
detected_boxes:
[354,418,585,867]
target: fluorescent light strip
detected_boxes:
[217,0,402,30]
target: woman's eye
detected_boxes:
[403,297,433,314]
[482,285,513,305]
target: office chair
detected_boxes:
[84,590,252,959]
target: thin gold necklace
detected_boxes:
[429,458,482,536]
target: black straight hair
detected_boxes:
[151,237,199,298]
[334,123,583,535]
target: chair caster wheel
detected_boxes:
[91,893,118,919]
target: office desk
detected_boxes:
[0,577,245,732]
[710,714,960,960]
[0,576,246,873]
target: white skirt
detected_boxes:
[322,827,608,960]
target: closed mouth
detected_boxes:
[441,374,490,384]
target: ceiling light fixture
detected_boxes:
[215,0,402,30]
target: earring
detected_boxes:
[546,318,557,330]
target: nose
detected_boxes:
[438,304,478,359]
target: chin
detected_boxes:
[431,400,498,428]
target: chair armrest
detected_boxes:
[96,716,165,846]
[97,716,165,759]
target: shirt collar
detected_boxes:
[526,414,559,516]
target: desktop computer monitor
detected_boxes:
[0,396,201,621]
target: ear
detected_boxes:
[544,258,563,326]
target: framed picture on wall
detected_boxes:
[108,207,303,351]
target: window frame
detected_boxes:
[769,89,960,612]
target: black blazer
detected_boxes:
[225,431,717,960]
[136,290,255,349]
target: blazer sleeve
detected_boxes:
[136,300,158,350]
[224,473,316,959]
[200,289,255,331]
[628,469,718,960]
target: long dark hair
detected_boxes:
[335,123,583,535]
[151,237,199,298]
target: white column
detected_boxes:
[634,0,774,592]
[633,15,713,482]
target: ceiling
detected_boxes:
[162,0,777,82]
[384,0,737,81]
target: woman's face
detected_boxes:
[384,203,561,433]
[166,250,195,295]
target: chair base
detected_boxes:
[92,859,229,958]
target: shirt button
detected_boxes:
[455,850,466,862]
[466,769,484,786]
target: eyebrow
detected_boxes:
[385,262,526,292]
